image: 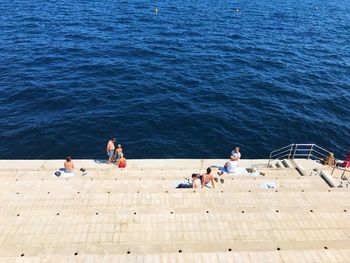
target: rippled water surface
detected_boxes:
[0,0,349,159]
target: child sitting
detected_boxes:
[114,144,123,160]
[117,153,127,168]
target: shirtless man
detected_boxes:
[64,156,75,173]
[106,137,116,164]
[202,167,215,188]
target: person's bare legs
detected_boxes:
[107,150,114,164]
[217,165,227,175]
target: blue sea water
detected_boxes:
[0,0,349,159]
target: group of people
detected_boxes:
[106,137,127,168]
[62,137,127,173]
[177,146,241,189]
[63,143,241,185]
[322,151,350,168]
[177,167,216,189]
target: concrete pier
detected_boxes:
[0,159,349,262]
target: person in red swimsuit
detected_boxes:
[343,150,350,168]
[117,153,127,168]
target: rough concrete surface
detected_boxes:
[0,159,349,262]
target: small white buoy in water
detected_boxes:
[315,6,318,10]
[235,8,240,12]
[154,8,158,13]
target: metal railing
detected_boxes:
[267,144,350,177]
[292,144,333,160]
[268,144,294,164]
[333,160,350,179]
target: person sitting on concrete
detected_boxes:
[217,156,238,175]
[117,153,127,168]
[202,167,215,188]
[64,156,75,173]
[322,153,336,166]
[231,146,241,162]
[192,174,202,188]
[342,150,350,168]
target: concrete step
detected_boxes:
[282,159,294,168]
[3,250,350,263]
[0,159,349,260]
[275,160,283,168]
[320,170,337,187]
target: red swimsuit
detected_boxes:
[118,161,126,168]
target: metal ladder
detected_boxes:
[267,144,333,166]
[267,143,349,177]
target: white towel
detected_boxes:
[52,169,75,178]
[234,167,260,176]
[259,181,277,189]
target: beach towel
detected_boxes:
[174,180,213,188]
[235,167,260,176]
[211,166,260,176]
[259,181,277,189]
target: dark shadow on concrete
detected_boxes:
[93,159,108,164]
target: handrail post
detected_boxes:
[288,144,293,159]
[308,145,313,159]
[341,168,347,179]
[331,164,336,175]
[292,144,297,159]
[267,152,274,167]
[341,162,349,179]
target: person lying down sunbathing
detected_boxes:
[176,168,224,189]
[176,174,201,188]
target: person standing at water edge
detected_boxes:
[114,144,123,160]
[64,156,74,173]
[106,137,116,164]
